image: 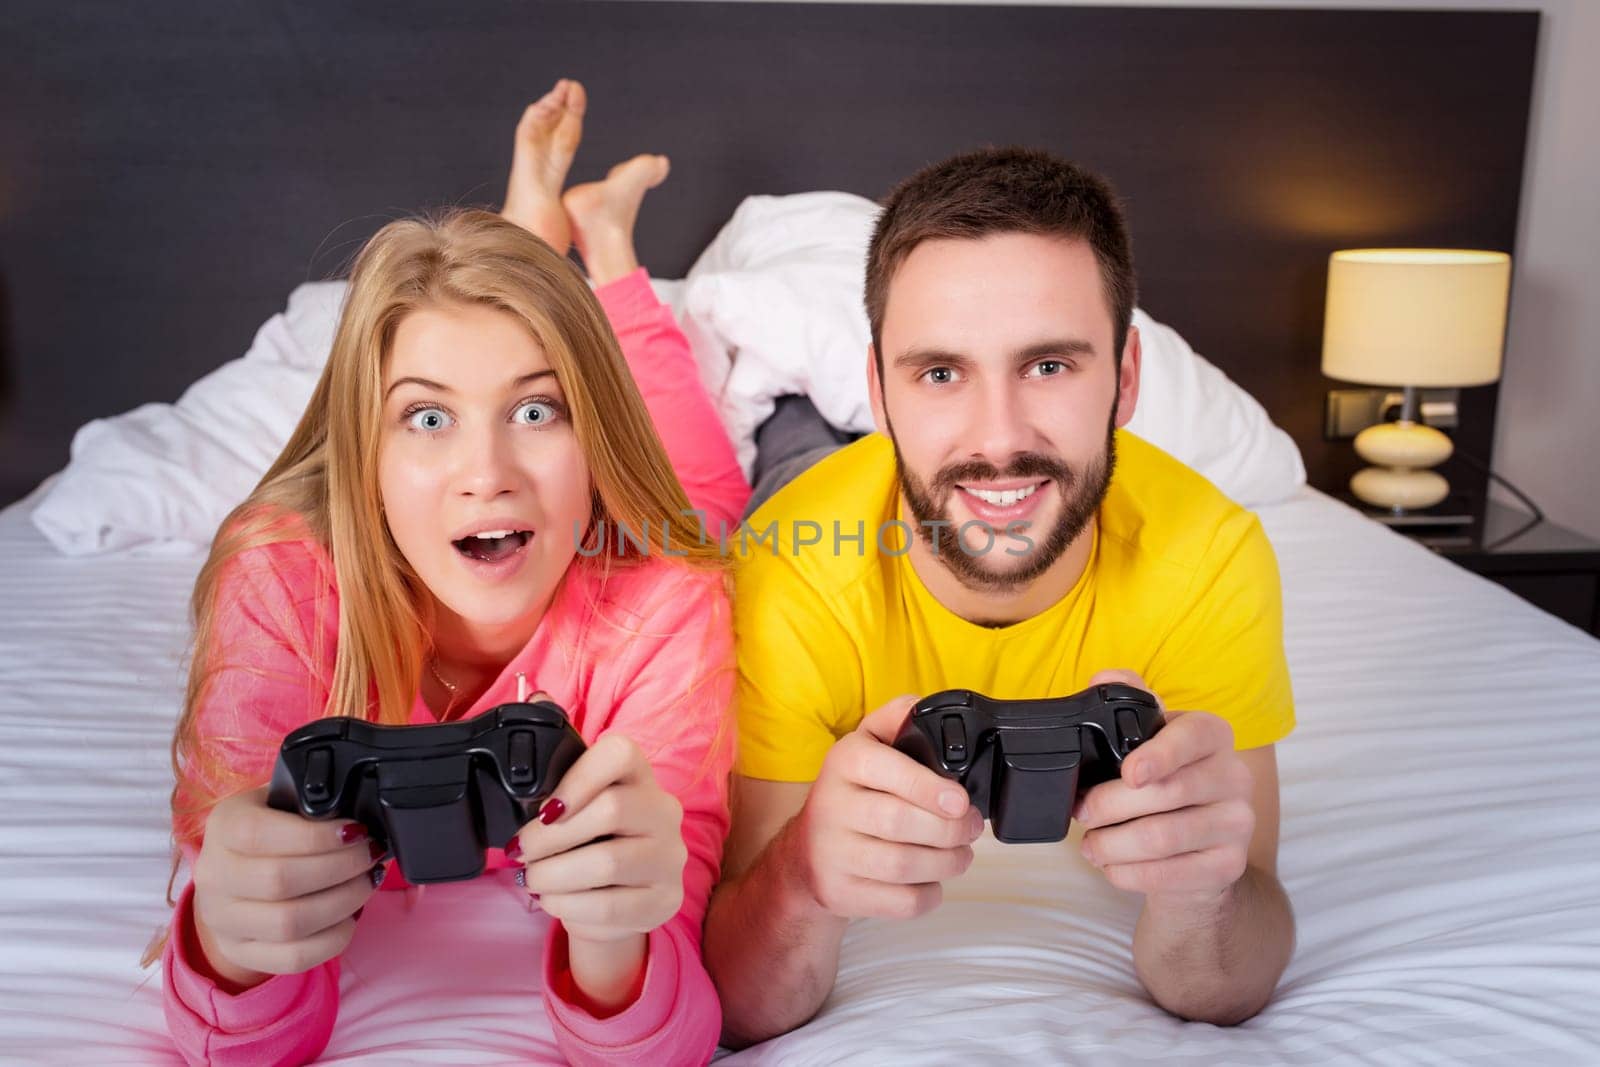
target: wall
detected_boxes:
[641,0,1600,538]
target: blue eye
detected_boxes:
[1032,360,1066,377]
[405,406,454,432]
[514,399,559,425]
[924,367,958,385]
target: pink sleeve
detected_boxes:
[542,566,736,1065]
[595,269,751,533]
[162,536,344,1065]
[172,535,340,825]
[163,880,340,1066]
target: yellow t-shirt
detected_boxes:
[733,429,1295,781]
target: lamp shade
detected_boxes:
[1321,249,1511,387]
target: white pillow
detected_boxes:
[29,277,723,555]
[683,192,1306,507]
[685,193,879,475]
[1125,309,1307,508]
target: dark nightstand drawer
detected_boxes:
[1423,502,1600,638]
[1492,573,1598,632]
[1358,499,1600,638]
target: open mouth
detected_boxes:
[452,529,533,563]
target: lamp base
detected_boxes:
[1350,466,1451,511]
[1350,419,1454,511]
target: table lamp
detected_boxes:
[1321,249,1511,512]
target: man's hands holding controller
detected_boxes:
[789,669,1256,922]
[792,695,982,920]
[1074,670,1256,908]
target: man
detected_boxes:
[702,148,1297,1044]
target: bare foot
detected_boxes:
[562,153,671,286]
[502,78,587,253]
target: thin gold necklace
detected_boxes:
[428,656,460,718]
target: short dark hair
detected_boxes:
[865,147,1137,368]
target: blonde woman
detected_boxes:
[156,80,748,1064]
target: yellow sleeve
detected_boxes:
[732,552,864,782]
[1144,512,1295,750]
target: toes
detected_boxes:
[518,101,558,140]
[518,82,566,138]
[518,78,584,147]
[552,83,585,159]
[562,79,587,118]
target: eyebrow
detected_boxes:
[892,338,1097,372]
[384,369,557,400]
[1016,338,1097,361]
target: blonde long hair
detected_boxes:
[168,209,722,849]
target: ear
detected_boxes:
[1114,323,1142,429]
[867,343,890,436]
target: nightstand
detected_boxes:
[1397,501,1600,636]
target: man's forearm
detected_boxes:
[1132,864,1295,1025]
[703,817,849,1046]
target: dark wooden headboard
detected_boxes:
[0,2,1539,507]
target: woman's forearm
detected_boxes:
[565,931,649,1017]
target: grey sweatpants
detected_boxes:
[744,395,863,518]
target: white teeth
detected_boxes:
[470,529,515,540]
[968,484,1039,507]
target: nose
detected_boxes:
[965,377,1036,468]
[453,420,519,500]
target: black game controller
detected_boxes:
[267,701,586,884]
[893,684,1165,844]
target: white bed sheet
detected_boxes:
[1,483,1597,1065]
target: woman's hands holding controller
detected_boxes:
[189,786,384,992]
[508,693,687,1015]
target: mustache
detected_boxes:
[929,453,1075,499]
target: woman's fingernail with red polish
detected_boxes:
[339,823,368,844]
[505,839,523,862]
[538,797,565,825]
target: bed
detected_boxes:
[4,472,1599,1064]
[6,2,1595,1064]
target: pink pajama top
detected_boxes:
[161,270,751,1065]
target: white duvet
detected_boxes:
[2,482,1597,1065]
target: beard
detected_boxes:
[893,421,1117,594]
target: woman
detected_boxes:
[155,79,749,1064]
